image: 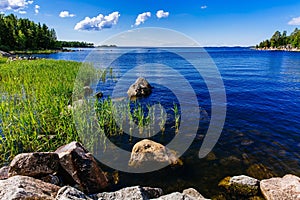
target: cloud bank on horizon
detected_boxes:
[74,11,120,31]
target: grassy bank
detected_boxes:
[0,58,92,164]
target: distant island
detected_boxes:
[98,44,118,48]
[256,28,300,51]
[0,14,93,53]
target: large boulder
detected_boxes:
[0,175,60,200]
[129,139,179,167]
[182,188,208,200]
[56,186,92,200]
[127,77,152,98]
[55,141,108,194]
[260,174,300,200]
[91,186,163,200]
[8,152,60,177]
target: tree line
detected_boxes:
[256,28,300,49]
[0,14,93,51]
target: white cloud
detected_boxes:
[201,5,208,9]
[19,10,26,14]
[288,16,300,25]
[134,12,151,26]
[156,10,169,19]
[59,11,76,18]
[74,11,120,31]
[34,4,39,14]
[0,0,33,11]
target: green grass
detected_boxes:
[0,58,93,164]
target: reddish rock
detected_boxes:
[129,139,180,167]
[55,141,108,194]
[8,152,60,177]
[260,174,300,200]
[0,175,60,200]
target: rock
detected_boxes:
[152,192,195,200]
[182,188,207,200]
[0,50,11,57]
[40,174,62,186]
[0,166,9,180]
[83,86,93,96]
[0,175,60,200]
[55,141,108,194]
[56,186,92,200]
[260,174,300,200]
[91,186,163,200]
[229,175,260,196]
[247,163,275,180]
[129,139,179,167]
[95,91,103,99]
[8,152,60,177]
[127,77,152,98]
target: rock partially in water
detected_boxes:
[129,139,179,167]
[0,166,8,180]
[229,175,260,196]
[219,175,260,198]
[55,141,108,194]
[0,175,60,200]
[56,186,92,200]
[247,163,276,180]
[8,152,60,178]
[127,77,152,98]
[260,174,300,200]
[91,186,163,200]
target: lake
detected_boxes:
[34,47,300,197]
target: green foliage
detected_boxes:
[0,59,85,164]
[0,14,57,51]
[257,28,300,48]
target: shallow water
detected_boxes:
[35,47,300,197]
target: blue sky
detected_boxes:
[1,0,300,46]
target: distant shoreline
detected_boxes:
[254,47,300,52]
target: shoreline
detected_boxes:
[254,47,300,52]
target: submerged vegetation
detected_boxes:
[0,57,180,165]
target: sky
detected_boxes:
[1,0,300,46]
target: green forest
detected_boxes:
[256,28,300,49]
[0,14,93,51]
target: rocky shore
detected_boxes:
[0,141,299,200]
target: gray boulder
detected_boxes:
[152,192,194,200]
[8,152,60,177]
[260,174,300,200]
[56,186,92,200]
[182,188,208,200]
[0,175,60,200]
[127,77,152,98]
[92,186,163,200]
[55,142,108,194]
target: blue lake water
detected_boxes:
[34,47,300,197]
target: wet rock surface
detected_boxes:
[127,77,152,98]
[129,139,180,167]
